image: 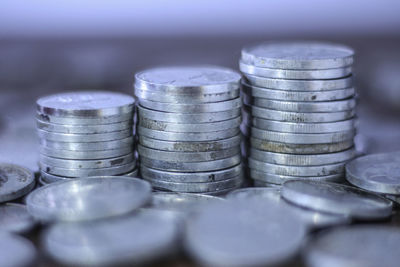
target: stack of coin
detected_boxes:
[134,66,243,194]
[36,91,138,183]
[239,42,357,186]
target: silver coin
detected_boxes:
[245,97,356,113]
[252,118,355,133]
[0,232,36,267]
[244,74,353,91]
[241,82,355,102]
[138,145,240,163]
[250,169,344,184]
[249,157,345,176]
[27,176,151,222]
[40,136,133,151]
[139,97,241,113]
[251,127,355,144]
[250,148,355,165]
[0,203,36,233]
[39,161,136,177]
[140,154,241,172]
[138,105,241,123]
[39,154,134,169]
[346,152,400,195]
[38,175,51,186]
[250,137,354,154]
[241,42,354,69]
[37,91,135,117]
[184,200,306,267]
[36,119,132,134]
[139,134,241,152]
[135,66,241,93]
[38,128,132,142]
[304,226,400,267]
[226,187,350,229]
[43,210,179,266]
[281,180,392,220]
[145,175,243,193]
[248,105,355,123]
[139,116,241,133]
[141,164,242,183]
[0,163,36,203]
[138,126,240,141]
[37,112,133,125]
[253,179,282,187]
[39,146,133,159]
[135,87,239,103]
[239,60,352,79]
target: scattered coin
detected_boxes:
[0,163,35,203]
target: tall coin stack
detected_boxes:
[134,66,243,195]
[239,42,357,187]
[37,91,138,183]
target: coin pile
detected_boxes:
[36,91,138,183]
[239,42,357,186]
[134,66,243,194]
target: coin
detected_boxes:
[26,177,151,222]
[0,203,36,233]
[252,118,355,133]
[346,152,400,195]
[184,200,306,266]
[39,146,133,159]
[250,169,344,184]
[226,187,350,229]
[38,128,132,142]
[141,164,242,183]
[241,42,354,69]
[0,163,36,203]
[37,112,132,125]
[281,180,392,220]
[239,60,352,79]
[0,232,36,267]
[39,154,134,169]
[253,179,281,187]
[36,119,132,134]
[37,91,135,117]
[135,66,241,93]
[304,226,400,267]
[40,137,133,151]
[43,210,179,266]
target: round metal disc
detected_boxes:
[40,137,133,151]
[36,119,132,134]
[141,164,242,183]
[250,137,354,154]
[0,203,36,233]
[39,146,133,160]
[0,232,36,267]
[37,112,133,125]
[239,60,352,79]
[135,66,241,93]
[281,180,392,220]
[241,42,354,69]
[226,187,350,229]
[140,154,241,172]
[38,128,132,142]
[0,163,36,203]
[346,152,400,195]
[43,210,179,266]
[37,91,135,117]
[241,82,355,101]
[138,105,241,123]
[39,154,134,169]
[304,226,400,267]
[253,179,281,187]
[249,157,345,177]
[252,118,355,133]
[139,134,241,152]
[250,148,355,166]
[250,169,344,184]
[26,176,151,222]
[184,200,306,267]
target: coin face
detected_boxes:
[304,226,400,267]
[0,203,36,233]
[0,163,35,203]
[0,232,37,267]
[346,152,400,195]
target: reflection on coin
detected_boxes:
[0,232,36,267]
[0,163,36,203]
[26,177,151,222]
[281,180,392,220]
[43,210,180,266]
[0,203,36,233]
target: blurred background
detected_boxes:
[1,0,400,170]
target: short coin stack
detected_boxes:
[134,66,243,195]
[239,42,357,186]
[37,91,138,183]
